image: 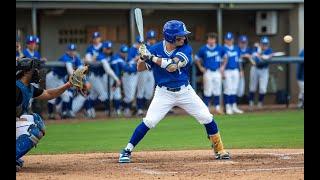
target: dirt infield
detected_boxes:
[17,149,303,180]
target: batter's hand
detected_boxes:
[139,44,152,60]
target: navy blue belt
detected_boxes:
[159,82,189,92]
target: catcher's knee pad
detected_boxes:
[32,113,46,135]
[16,123,44,160]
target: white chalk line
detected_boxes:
[133,166,304,175]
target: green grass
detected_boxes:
[30,110,304,155]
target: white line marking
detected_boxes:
[208,166,304,173]
[133,167,177,175]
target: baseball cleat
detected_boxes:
[232,106,243,114]
[137,109,144,117]
[257,102,263,109]
[16,159,24,172]
[119,149,131,163]
[215,151,231,160]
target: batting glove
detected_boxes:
[139,44,152,60]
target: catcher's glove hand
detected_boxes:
[69,65,89,96]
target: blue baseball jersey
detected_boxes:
[195,44,226,71]
[238,46,252,61]
[112,54,136,77]
[145,40,192,88]
[22,48,41,59]
[253,47,273,69]
[94,53,112,76]
[224,45,241,70]
[52,53,82,78]
[86,43,103,75]
[297,49,304,81]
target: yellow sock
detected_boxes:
[209,132,225,153]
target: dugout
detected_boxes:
[16,0,304,105]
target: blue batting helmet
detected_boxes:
[163,20,191,44]
[238,35,248,42]
[119,44,129,53]
[147,30,156,40]
[224,32,234,40]
[102,41,113,49]
[260,36,270,44]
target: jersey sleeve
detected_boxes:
[127,47,138,62]
[75,56,83,68]
[194,46,204,61]
[174,45,193,66]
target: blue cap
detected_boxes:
[102,41,113,49]
[260,36,269,44]
[92,32,101,39]
[136,35,143,43]
[147,30,156,39]
[26,35,36,44]
[67,44,77,51]
[35,36,40,44]
[224,32,234,40]
[238,35,248,42]
[120,44,129,53]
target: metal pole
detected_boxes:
[217,5,224,109]
[32,7,37,35]
[217,6,223,45]
[286,45,290,108]
[130,8,136,44]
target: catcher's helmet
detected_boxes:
[163,20,190,44]
[147,30,156,40]
[16,58,43,83]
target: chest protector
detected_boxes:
[16,80,34,117]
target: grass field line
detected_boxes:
[133,166,304,175]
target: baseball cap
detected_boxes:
[239,35,248,43]
[120,44,129,53]
[224,32,234,40]
[147,30,156,39]
[26,35,36,44]
[92,32,101,39]
[260,36,269,44]
[67,44,77,51]
[102,41,113,49]
[136,35,143,43]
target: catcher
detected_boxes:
[16,58,89,171]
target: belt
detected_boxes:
[159,82,189,92]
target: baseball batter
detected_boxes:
[46,44,83,118]
[221,32,244,115]
[297,49,304,108]
[249,36,273,108]
[195,32,225,114]
[16,58,88,171]
[122,36,141,117]
[136,30,157,116]
[119,20,230,163]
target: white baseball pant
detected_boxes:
[122,73,138,103]
[297,80,304,100]
[249,66,269,94]
[237,76,245,97]
[203,70,222,97]
[137,70,155,100]
[102,74,122,100]
[143,84,213,129]
[88,73,109,102]
[223,69,240,95]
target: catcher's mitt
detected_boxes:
[69,65,89,96]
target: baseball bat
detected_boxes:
[134,8,144,43]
